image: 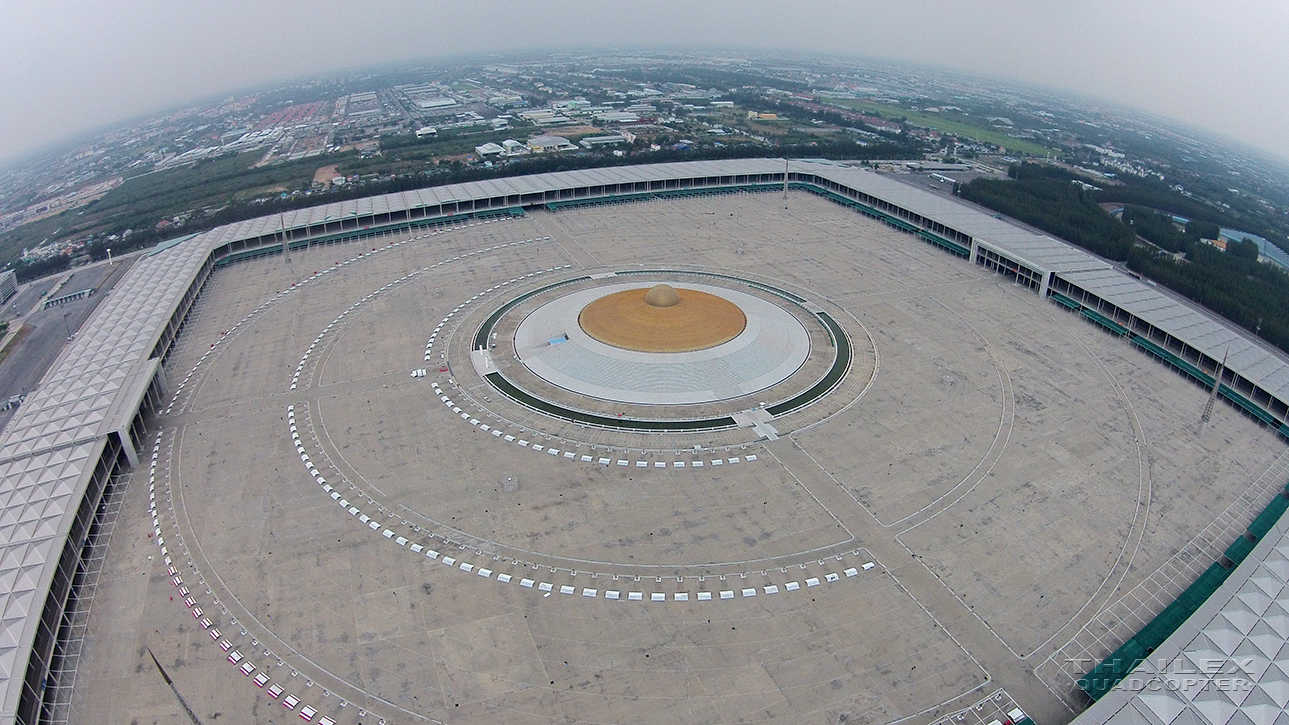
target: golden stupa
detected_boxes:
[578,284,746,353]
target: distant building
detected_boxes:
[518,109,557,121]
[346,92,382,118]
[415,97,457,110]
[527,135,577,154]
[518,108,574,126]
[488,94,525,108]
[415,126,438,139]
[501,139,530,156]
[579,134,632,148]
[0,269,15,305]
[904,162,973,172]
[593,111,639,124]
[475,142,504,157]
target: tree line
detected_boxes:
[1121,205,1224,255]
[1128,243,1289,352]
[957,166,1135,260]
[958,164,1289,355]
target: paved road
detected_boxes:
[0,258,136,432]
[1,278,58,325]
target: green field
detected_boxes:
[827,99,1056,156]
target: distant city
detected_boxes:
[1,51,1287,279]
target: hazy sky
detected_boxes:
[2,0,1287,165]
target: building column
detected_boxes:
[969,239,979,264]
[1039,270,1053,299]
[152,364,168,403]
[115,427,139,467]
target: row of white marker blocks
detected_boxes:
[430,381,758,467]
[286,404,866,603]
[284,229,539,391]
[423,256,567,362]
[150,430,346,724]
[291,258,427,390]
[156,222,519,724]
[170,218,518,410]
[380,545,874,602]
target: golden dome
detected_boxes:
[644,284,681,308]
[579,285,746,353]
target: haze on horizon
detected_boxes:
[2,0,1286,167]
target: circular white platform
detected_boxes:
[512,282,811,405]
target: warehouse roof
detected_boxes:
[804,162,1111,275]
[1061,268,1289,400]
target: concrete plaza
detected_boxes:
[68,192,1285,724]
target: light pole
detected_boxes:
[62,312,72,341]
